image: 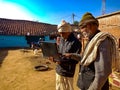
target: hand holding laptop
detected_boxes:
[48,56,61,64]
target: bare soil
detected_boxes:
[0,49,119,90]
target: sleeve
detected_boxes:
[69,40,82,63]
[70,53,82,61]
[88,38,112,90]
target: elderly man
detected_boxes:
[77,12,118,90]
[49,20,82,90]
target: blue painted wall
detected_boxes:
[0,35,56,48]
[44,35,56,42]
[0,35,29,48]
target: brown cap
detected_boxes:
[79,12,99,27]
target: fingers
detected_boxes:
[48,57,54,62]
[63,53,71,57]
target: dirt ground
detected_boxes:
[0,49,119,90]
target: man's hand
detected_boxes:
[48,56,54,62]
[63,53,72,58]
[48,57,61,64]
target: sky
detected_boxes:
[0,0,120,25]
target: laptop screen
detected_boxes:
[40,41,60,59]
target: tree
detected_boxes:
[73,21,79,25]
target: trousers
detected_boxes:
[56,73,74,90]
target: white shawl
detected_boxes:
[81,32,119,70]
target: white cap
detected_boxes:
[57,20,72,32]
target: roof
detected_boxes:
[0,18,57,36]
[96,11,120,19]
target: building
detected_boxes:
[0,18,58,48]
[97,11,120,48]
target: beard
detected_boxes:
[82,29,92,38]
[82,31,89,38]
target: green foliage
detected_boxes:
[73,21,79,25]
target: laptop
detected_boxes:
[40,41,60,60]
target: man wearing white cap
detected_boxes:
[49,20,82,90]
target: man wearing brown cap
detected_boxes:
[49,20,82,90]
[75,12,118,90]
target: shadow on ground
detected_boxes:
[0,49,8,67]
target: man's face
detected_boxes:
[59,32,70,39]
[79,24,92,38]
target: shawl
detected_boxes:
[81,32,119,70]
